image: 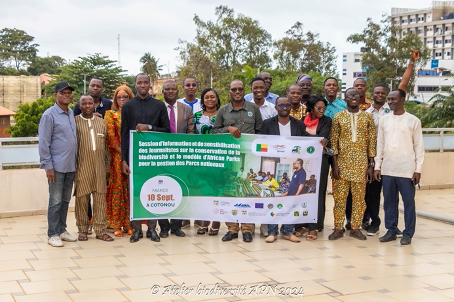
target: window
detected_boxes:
[446,27,451,31]
[342,73,346,76]
[418,86,448,92]
[410,18,415,22]
[343,55,347,58]
[435,40,442,44]
[0,118,4,125]
[354,59,360,62]
[427,40,433,44]
[428,27,433,31]
[435,52,442,56]
[353,72,366,78]
[342,83,346,85]
[418,70,439,76]
[402,19,407,23]
[343,59,347,62]
[418,17,424,21]
[445,39,452,43]
[342,69,346,71]
[447,52,451,56]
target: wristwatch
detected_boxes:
[147,125,153,131]
[408,60,415,65]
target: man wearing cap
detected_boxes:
[296,74,313,106]
[38,81,78,247]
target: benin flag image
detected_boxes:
[256,144,268,152]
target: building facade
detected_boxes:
[0,76,41,112]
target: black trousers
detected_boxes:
[158,219,183,232]
[364,180,382,227]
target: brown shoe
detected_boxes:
[350,229,367,240]
[328,229,344,240]
[282,234,301,242]
[265,235,277,243]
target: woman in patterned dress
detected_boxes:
[194,88,221,235]
[105,85,134,237]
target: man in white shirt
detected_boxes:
[374,89,424,245]
[248,77,277,121]
[245,72,278,104]
[177,77,202,114]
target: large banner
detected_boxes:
[130,132,323,224]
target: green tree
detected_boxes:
[273,22,337,75]
[0,28,39,70]
[418,87,454,128]
[27,55,66,76]
[0,67,30,76]
[192,5,272,70]
[43,53,126,99]
[139,53,163,83]
[347,15,431,97]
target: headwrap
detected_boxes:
[296,74,313,84]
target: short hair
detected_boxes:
[295,158,304,166]
[135,73,150,83]
[112,85,134,111]
[275,96,288,104]
[229,79,244,88]
[162,80,176,89]
[287,84,302,93]
[353,78,366,85]
[78,94,93,102]
[306,94,327,113]
[89,77,104,87]
[324,77,338,85]
[200,88,221,111]
[392,88,406,98]
[250,77,266,87]
[344,87,356,96]
[373,84,388,91]
[183,77,196,85]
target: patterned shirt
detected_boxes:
[359,98,373,111]
[289,104,306,120]
[330,110,376,182]
[193,111,216,134]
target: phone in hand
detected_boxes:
[326,148,334,156]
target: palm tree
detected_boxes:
[139,53,163,84]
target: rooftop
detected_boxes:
[1,189,454,301]
[0,106,15,116]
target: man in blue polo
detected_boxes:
[39,81,78,247]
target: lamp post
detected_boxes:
[81,74,89,94]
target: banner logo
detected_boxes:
[307,146,315,154]
[140,176,183,215]
[256,144,268,152]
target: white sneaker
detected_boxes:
[260,224,269,237]
[60,231,77,242]
[48,236,64,247]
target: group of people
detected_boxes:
[38,48,424,248]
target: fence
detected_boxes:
[1,129,454,169]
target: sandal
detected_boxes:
[197,227,208,235]
[294,227,309,237]
[113,229,123,237]
[96,234,114,241]
[78,232,88,241]
[208,228,219,236]
[306,230,318,241]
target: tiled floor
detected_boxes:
[1,190,454,301]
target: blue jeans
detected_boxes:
[47,171,75,237]
[382,175,416,238]
[268,224,294,236]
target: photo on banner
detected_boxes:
[129,132,323,224]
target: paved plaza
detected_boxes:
[0,189,454,302]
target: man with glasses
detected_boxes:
[213,79,263,243]
[245,72,278,104]
[177,77,201,114]
[260,96,305,243]
[329,88,376,241]
[39,81,78,247]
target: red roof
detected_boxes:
[0,106,15,116]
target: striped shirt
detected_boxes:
[74,115,110,197]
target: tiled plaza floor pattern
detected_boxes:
[1,190,454,301]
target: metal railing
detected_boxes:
[1,129,453,169]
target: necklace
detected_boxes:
[204,110,217,117]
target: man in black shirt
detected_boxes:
[121,73,170,243]
[73,77,112,118]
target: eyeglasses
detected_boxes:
[314,106,326,111]
[116,96,129,100]
[346,94,360,99]
[230,88,245,92]
[277,104,291,109]
[185,83,197,88]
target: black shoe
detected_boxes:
[243,232,253,242]
[379,232,397,242]
[345,221,352,230]
[147,229,160,242]
[350,229,367,240]
[159,230,169,238]
[222,231,238,242]
[367,226,379,236]
[329,229,344,240]
[130,230,143,243]
[400,235,412,245]
[361,221,370,231]
[173,229,185,237]
[396,228,403,238]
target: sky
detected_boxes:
[0,0,434,76]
